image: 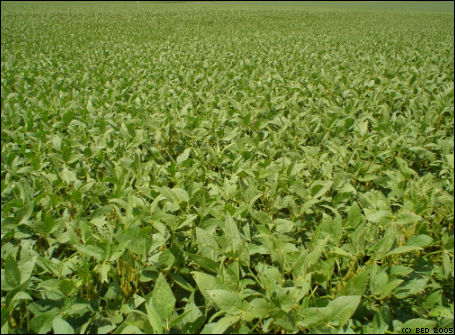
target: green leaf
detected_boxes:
[339,267,369,296]
[134,294,146,308]
[243,298,271,321]
[95,263,111,283]
[365,209,393,226]
[406,234,433,247]
[30,310,59,334]
[17,251,37,284]
[379,279,404,299]
[386,245,422,257]
[442,250,452,279]
[52,135,62,151]
[207,290,243,315]
[177,147,191,164]
[389,265,413,278]
[52,317,74,334]
[396,211,423,225]
[373,228,396,259]
[74,244,104,261]
[196,227,219,260]
[401,318,437,330]
[121,325,144,334]
[371,268,388,295]
[9,291,33,309]
[115,225,152,258]
[192,271,226,301]
[60,166,77,185]
[305,236,330,270]
[168,272,194,292]
[277,287,305,312]
[429,306,454,318]
[224,213,242,247]
[274,219,295,234]
[310,180,332,199]
[298,295,361,329]
[5,255,21,288]
[157,249,176,271]
[16,201,33,225]
[330,247,355,259]
[4,280,31,310]
[159,186,189,204]
[87,97,95,113]
[145,298,164,334]
[394,278,428,299]
[152,273,176,321]
[257,263,281,293]
[201,315,240,334]
[189,253,219,274]
[221,214,248,264]
[327,295,362,327]
[98,324,115,334]
[346,202,362,227]
[1,308,8,334]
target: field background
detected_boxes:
[1,1,454,334]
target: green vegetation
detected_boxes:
[1,1,454,333]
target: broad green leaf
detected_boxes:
[373,228,396,259]
[177,147,191,164]
[8,291,33,311]
[207,290,243,315]
[52,317,74,334]
[121,325,144,334]
[87,98,95,113]
[60,166,77,185]
[152,273,176,321]
[74,244,104,261]
[201,315,240,334]
[401,318,437,330]
[30,310,59,334]
[389,265,413,278]
[386,246,422,257]
[157,249,176,270]
[406,234,433,247]
[192,271,227,302]
[346,202,362,227]
[1,308,8,334]
[115,225,152,258]
[396,211,423,225]
[18,250,37,284]
[365,209,393,226]
[145,298,164,334]
[327,295,362,327]
[339,267,369,296]
[429,306,454,318]
[394,278,428,299]
[442,250,452,279]
[298,295,361,328]
[168,272,194,292]
[98,324,115,334]
[379,279,404,299]
[189,253,219,274]
[95,263,111,283]
[5,255,20,288]
[243,298,271,321]
[310,180,332,199]
[16,201,33,225]
[196,227,219,260]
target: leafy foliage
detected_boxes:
[1,1,454,334]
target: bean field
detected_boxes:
[1,1,454,334]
